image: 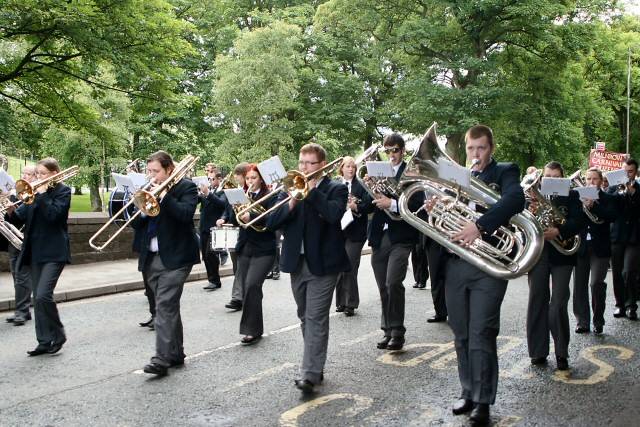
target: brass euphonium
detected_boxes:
[520,171,581,255]
[396,122,544,280]
[0,195,24,250]
[354,144,403,221]
[569,169,604,225]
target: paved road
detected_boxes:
[1,255,639,426]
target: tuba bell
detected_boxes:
[396,122,544,280]
[520,171,581,255]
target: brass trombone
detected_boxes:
[235,157,344,230]
[89,155,199,251]
[15,166,80,205]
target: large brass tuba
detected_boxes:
[396,123,544,280]
[520,171,581,255]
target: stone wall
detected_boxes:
[0,212,200,271]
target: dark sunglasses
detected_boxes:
[383,147,402,154]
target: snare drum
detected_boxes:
[210,226,239,251]
[108,190,132,225]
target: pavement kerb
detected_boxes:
[0,247,372,312]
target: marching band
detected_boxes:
[2,124,640,426]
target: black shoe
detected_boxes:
[575,326,590,334]
[412,282,421,288]
[225,300,242,310]
[139,316,155,327]
[469,403,490,425]
[417,283,426,289]
[143,363,168,376]
[386,337,405,351]
[294,379,315,393]
[219,253,229,265]
[203,282,222,290]
[271,272,280,280]
[556,356,569,370]
[627,309,638,320]
[241,335,262,345]
[6,315,15,323]
[594,325,603,335]
[344,307,355,317]
[12,316,29,326]
[27,345,51,356]
[427,315,447,323]
[265,272,274,279]
[335,305,345,313]
[148,319,155,331]
[170,359,185,367]
[376,336,391,349]
[452,398,473,415]
[531,357,547,365]
[48,338,67,354]
[613,307,626,318]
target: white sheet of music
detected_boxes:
[112,173,135,192]
[192,176,209,187]
[366,161,395,178]
[341,208,354,230]
[0,169,15,194]
[258,156,287,185]
[605,169,628,187]
[437,158,471,188]
[127,172,147,190]
[575,186,599,200]
[224,188,250,205]
[540,177,570,197]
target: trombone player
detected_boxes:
[130,151,200,376]
[266,143,351,394]
[427,125,525,425]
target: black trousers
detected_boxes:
[335,239,365,309]
[200,232,221,285]
[426,240,448,317]
[31,262,66,347]
[611,243,640,310]
[238,252,276,336]
[411,234,429,286]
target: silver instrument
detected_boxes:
[0,195,24,250]
[569,170,604,225]
[396,122,544,280]
[354,145,402,220]
[521,171,581,255]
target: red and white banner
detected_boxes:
[595,142,606,151]
[589,149,628,172]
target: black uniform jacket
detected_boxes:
[267,177,350,276]
[577,189,617,258]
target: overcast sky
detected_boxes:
[623,0,640,15]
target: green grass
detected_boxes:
[70,192,112,213]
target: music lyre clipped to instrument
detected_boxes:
[89,155,199,251]
[234,157,344,230]
[354,144,403,221]
[396,122,544,280]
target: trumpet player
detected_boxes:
[433,125,525,425]
[7,159,71,356]
[130,151,200,376]
[199,169,227,291]
[4,165,36,326]
[607,158,640,320]
[526,161,583,371]
[266,143,351,394]
[572,168,617,334]
[335,156,371,317]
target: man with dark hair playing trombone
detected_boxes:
[267,143,350,394]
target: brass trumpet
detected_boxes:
[235,157,344,230]
[89,155,199,251]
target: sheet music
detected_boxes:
[605,169,629,187]
[224,188,250,205]
[437,158,471,188]
[258,156,287,185]
[0,169,15,194]
[341,208,354,230]
[575,186,599,201]
[192,176,209,187]
[366,161,395,178]
[111,173,135,193]
[127,172,147,190]
[540,177,570,197]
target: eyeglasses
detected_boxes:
[383,147,401,154]
[298,160,321,166]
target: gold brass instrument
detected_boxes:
[216,171,236,193]
[354,144,403,221]
[235,157,344,230]
[521,171,581,255]
[396,122,544,280]
[15,166,80,205]
[89,155,199,251]
[0,195,24,250]
[569,169,604,225]
[232,187,268,232]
